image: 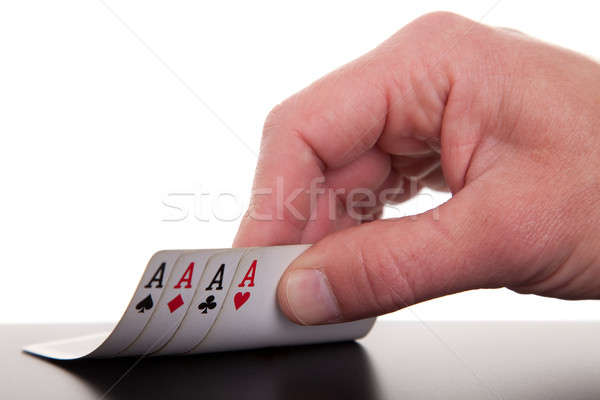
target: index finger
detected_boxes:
[233,13,478,247]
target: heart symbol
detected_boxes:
[234,292,250,310]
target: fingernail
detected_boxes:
[285,268,341,325]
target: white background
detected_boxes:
[1,0,598,323]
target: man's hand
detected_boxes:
[233,12,600,325]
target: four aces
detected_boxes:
[24,245,377,360]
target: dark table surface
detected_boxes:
[2,321,600,399]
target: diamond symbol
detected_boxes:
[168,294,184,313]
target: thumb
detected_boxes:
[277,184,516,325]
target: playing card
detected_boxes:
[191,245,376,354]
[23,250,185,359]
[119,250,218,356]
[156,248,248,355]
[22,333,111,360]
[24,246,376,360]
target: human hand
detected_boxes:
[234,12,600,325]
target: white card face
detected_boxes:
[119,250,218,356]
[156,248,247,355]
[192,245,376,354]
[90,250,183,358]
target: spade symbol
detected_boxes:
[198,295,217,314]
[135,294,153,313]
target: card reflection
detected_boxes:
[51,341,380,400]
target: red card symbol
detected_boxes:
[234,292,250,310]
[168,294,184,313]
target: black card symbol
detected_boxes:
[198,295,217,314]
[136,294,153,313]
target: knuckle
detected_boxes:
[388,12,495,86]
[263,95,299,139]
[413,11,466,28]
[404,11,494,61]
[407,11,480,37]
[262,102,286,137]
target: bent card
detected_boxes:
[23,250,185,359]
[23,245,376,360]
[192,245,375,354]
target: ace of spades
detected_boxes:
[119,250,217,356]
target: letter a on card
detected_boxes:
[237,260,256,287]
[232,259,257,311]
[174,262,194,289]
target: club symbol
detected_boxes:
[198,295,217,314]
